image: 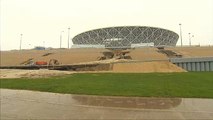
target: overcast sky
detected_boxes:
[1,0,213,50]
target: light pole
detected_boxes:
[60,31,64,48]
[43,41,45,48]
[179,23,183,46]
[191,35,194,46]
[188,33,194,46]
[68,27,70,49]
[20,34,23,50]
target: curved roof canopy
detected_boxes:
[72,26,179,48]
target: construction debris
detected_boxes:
[42,52,53,57]
[48,59,60,66]
[98,49,132,60]
[20,58,34,65]
[157,47,182,58]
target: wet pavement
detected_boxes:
[1,89,213,119]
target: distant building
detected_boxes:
[34,46,45,50]
[45,47,54,50]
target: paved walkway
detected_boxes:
[1,89,213,119]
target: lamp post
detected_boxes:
[68,27,70,49]
[60,31,64,48]
[179,23,183,46]
[20,34,23,50]
[43,41,45,49]
[188,33,194,46]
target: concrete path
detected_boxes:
[1,89,213,119]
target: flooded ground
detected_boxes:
[1,89,213,119]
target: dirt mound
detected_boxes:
[1,47,212,67]
[112,61,186,73]
[0,69,74,78]
[0,48,105,66]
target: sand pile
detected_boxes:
[112,61,186,73]
[0,69,74,78]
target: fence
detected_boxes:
[170,57,213,71]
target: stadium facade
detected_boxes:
[72,26,179,48]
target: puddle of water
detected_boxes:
[72,96,182,109]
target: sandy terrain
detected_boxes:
[0,47,212,74]
[0,60,185,78]
[0,69,74,78]
[0,61,185,78]
[166,46,213,57]
[113,61,186,73]
[1,47,213,67]
[0,48,106,66]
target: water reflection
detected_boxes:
[72,96,182,109]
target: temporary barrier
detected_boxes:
[35,61,47,65]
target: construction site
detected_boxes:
[1,26,213,76]
[1,46,213,78]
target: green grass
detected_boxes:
[1,72,213,98]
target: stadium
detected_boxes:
[1,26,213,120]
[1,26,213,72]
[72,26,179,48]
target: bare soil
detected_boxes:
[0,69,74,78]
[112,61,186,73]
[166,46,213,57]
[0,47,212,75]
[1,47,212,66]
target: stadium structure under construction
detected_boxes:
[72,26,179,48]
